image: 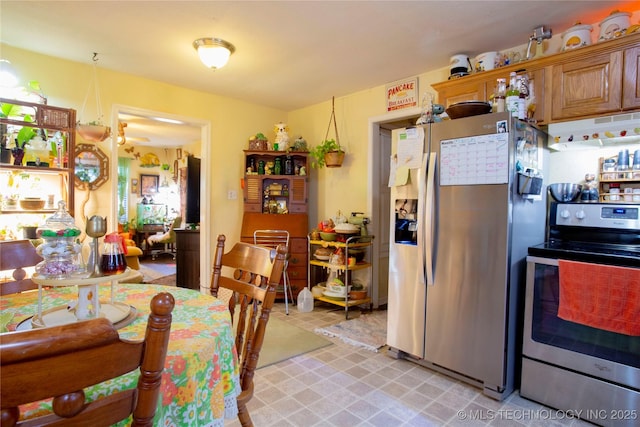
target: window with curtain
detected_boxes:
[117,157,130,227]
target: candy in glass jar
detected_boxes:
[35,201,83,278]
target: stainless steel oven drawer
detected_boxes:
[521,358,640,427]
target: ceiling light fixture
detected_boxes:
[193,38,235,70]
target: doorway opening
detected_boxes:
[110,105,211,289]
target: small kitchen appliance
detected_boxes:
[524,202,639,426]
[347,212,371,237]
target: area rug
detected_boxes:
[314,310,387,352]
[138,264,167,283]
[147,274,177,287]
[258,317,332,369]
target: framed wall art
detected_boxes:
[140,174,159,196]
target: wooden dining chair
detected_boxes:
[0,292,175,427]
[0,240,43,295]
[210,234,287,427]
[253,229,294,314]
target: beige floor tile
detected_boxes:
[224,302,562,426]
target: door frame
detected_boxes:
[110,105,211,289]
[367,106,422,307]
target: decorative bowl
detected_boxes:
[548,183,582,202]
[76,124,111,142]
[319,232,337,241]
[20,198,45,210]
[349,290,367,300]
[445,101,492,119]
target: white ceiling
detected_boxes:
[0,1,630,146]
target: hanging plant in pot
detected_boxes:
[310,96,345,168]
[310,138,344,168]
[76,53,111,143]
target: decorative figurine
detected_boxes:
[274,122,290,152]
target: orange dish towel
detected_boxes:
[558,260,640,336]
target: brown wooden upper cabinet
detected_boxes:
[623,44,640,110]
[433,32,640,124]
[551,50,623,120]
[432,60,547,124]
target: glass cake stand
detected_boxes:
[27,268,137,329]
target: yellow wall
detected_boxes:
[289,68,449,227]
[2,44,287,245]
[3,43,452,242]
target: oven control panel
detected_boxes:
[554,203,640,229]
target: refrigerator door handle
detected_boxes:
[424,152,437,286]
[415,152,429,285]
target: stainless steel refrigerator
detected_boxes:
[387,112,548,400]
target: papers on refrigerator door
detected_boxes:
[397,127,424,169]
[389,127,425,187]
[440,133,509,186]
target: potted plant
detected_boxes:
[311,96,346,168]
[76,120,111,142]
[310,138,345,168]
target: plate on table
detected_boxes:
[16,302,137,331]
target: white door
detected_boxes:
[377,128,391,305]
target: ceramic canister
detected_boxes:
[561,23,592,50]
[598,10,631,41]
[474,51,500,72]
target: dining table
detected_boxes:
[0,282,241,427]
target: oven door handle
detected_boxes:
[526,256,558,266]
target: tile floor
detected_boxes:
[226,302,593,427]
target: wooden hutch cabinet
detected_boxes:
[241,150,309,301]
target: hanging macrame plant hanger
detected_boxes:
[323,96,345,168]
[77,52,110,142]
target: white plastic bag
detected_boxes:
[297,287,314,312]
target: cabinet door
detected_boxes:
[436,80,488,107]
[289,177,307,213]
[243,175,262,212]
[623,45,640,110]
[551,50,623,120]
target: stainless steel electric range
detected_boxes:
[522,202,639,427]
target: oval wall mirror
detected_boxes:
[74,143,109,190]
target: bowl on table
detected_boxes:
[548,183,582,202]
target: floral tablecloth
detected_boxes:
[0,284,241,427]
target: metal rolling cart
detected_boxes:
[307,233,374,319]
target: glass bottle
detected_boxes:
[274,157,282,175]
[284,155,293,175]
[495,78,506,113]
[506,72,519,118]
[258,160,265,175]
[517,76,527,120]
